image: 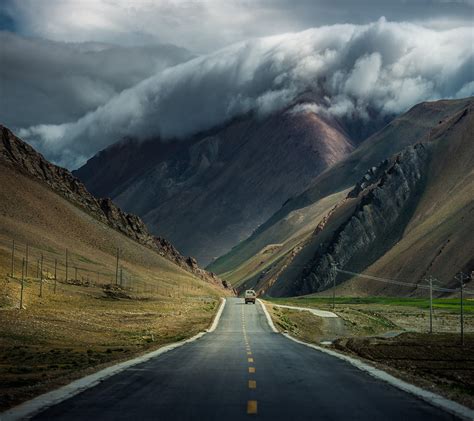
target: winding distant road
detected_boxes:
[33,298,456,420]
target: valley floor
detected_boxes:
[265,298,474,408]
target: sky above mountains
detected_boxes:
[3,0,473,51]
[1,0,473,168]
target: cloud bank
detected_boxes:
[3,0,473,52]
[19,19,474,169]
[0,32,193,129]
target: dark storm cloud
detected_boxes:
[2,0,473,52]
[0,32,193,129]
[18,20,473,169]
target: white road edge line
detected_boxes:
[1,297,227,421]
[258,299,474,421]
[207,297,226,332]
[257,299,278,332]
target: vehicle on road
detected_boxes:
[244,289,257,304]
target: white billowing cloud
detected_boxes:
[344,53,382,98]
[0,32,193,129]
[19,19,474,169]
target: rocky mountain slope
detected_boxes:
[0,125,225,287]
[74,106,356,265]
[273,143,431,296]
[213,97,473,296]
[209,98,472,278]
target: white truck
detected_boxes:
[244,289,257,304]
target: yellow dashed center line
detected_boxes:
[243,306,257,415]
[247,400,258,414]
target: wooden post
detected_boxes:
[115,248,120,285]
[25,243,29,278]
[20,258,25,309]
[332,263,337,310]
[429,277,433,334]
[65,248,69,281]
[11,239,15,278]
[54,259,58,293]
[455,272,469,346]
[74,266,78,281]
[461,280,464,346]
[39,254,44,297]
[120,267,123,286]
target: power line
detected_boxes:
[335,268,474,295]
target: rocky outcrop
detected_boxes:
[293,143,430,295]
[347,160,391,198]
[0,125,227,288]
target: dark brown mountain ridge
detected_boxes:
[0,125,225,287]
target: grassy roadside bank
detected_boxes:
[0,276,222,411]
[264,297,474,409]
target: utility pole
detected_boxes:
[120,267,123,286]
[39,253,43,297]
[54,259,58,293]
[65,248,69,281]
[428,276,434,334]
[25,243,29,278]
[74,266,78,281]
[20,258,25,310]
[97,271,100,284]
[36,259,40,279]
[332,263,337,310]
[455,272,469,346]
[11,239,15,277]
[461,279,464,346]
[115,248,120,285]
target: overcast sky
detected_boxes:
[1,0,473,168]
[2,0,473,52]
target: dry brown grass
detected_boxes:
[333,333,474,409]
[0,275,220,410]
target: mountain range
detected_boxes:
[74,97,392,265]
[6,96,472,298]
[209,97,473,296]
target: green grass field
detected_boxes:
[267,296,474,313]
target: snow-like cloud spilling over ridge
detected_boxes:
[19,19,474,169]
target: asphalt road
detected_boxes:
[33,298,457,420]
